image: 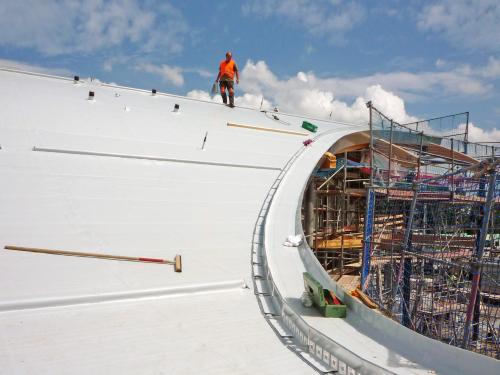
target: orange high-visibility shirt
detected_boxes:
[219,59,237,80]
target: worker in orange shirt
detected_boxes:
[215,51,239,107]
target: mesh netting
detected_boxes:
[363,105,500,358]
[306,104,500,358]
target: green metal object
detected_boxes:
[303,272,346,318]
[302,121,318,133]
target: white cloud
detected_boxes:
[0,1,189,55]
[236,93,273,109]
[431,57,500,84]
[189,60,416,124]
[186,89,273,110]
[240,60,494,106]
[188,60,500,141]
[103,61,114,73]
[0,58,72,76]
[364,85,417,123]
[458,122,500,143]
[481,57,500,78]
[305,45,315,55]
[242,0,365,43]
[326,69,491,99]
[186,59,500,135]
[137,63,184,87]
[187,90,221,103]
[136,63,213,87]
[184,68,213,79]
[297,72,308,83]
[102,55,133,72]
[419,121,500,143]
[385,119,500,143]
[435,58,447,68]
[239,60,494,117]
[418,0,500,52]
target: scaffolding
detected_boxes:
[302,104,500,359]
[305,149,368,282]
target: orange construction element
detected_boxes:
[321,152,337,169]
[351,289,377,309]
[315,234,363,249]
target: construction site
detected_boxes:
[303,103,500,359]
[3,67,500,374]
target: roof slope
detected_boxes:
[0,69,357,374]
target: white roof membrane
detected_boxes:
[0,68,498,374]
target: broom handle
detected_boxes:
[4,245,174,264]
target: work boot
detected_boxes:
[229,95,235,108]
[221,93,227,104]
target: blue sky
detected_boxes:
[1,0,499,140]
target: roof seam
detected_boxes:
[33,146,282,171]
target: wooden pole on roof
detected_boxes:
[4,245,182,272]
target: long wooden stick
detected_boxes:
[227,122,308,136]
[4,245,182,272]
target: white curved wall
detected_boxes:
[262,129,500,374]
